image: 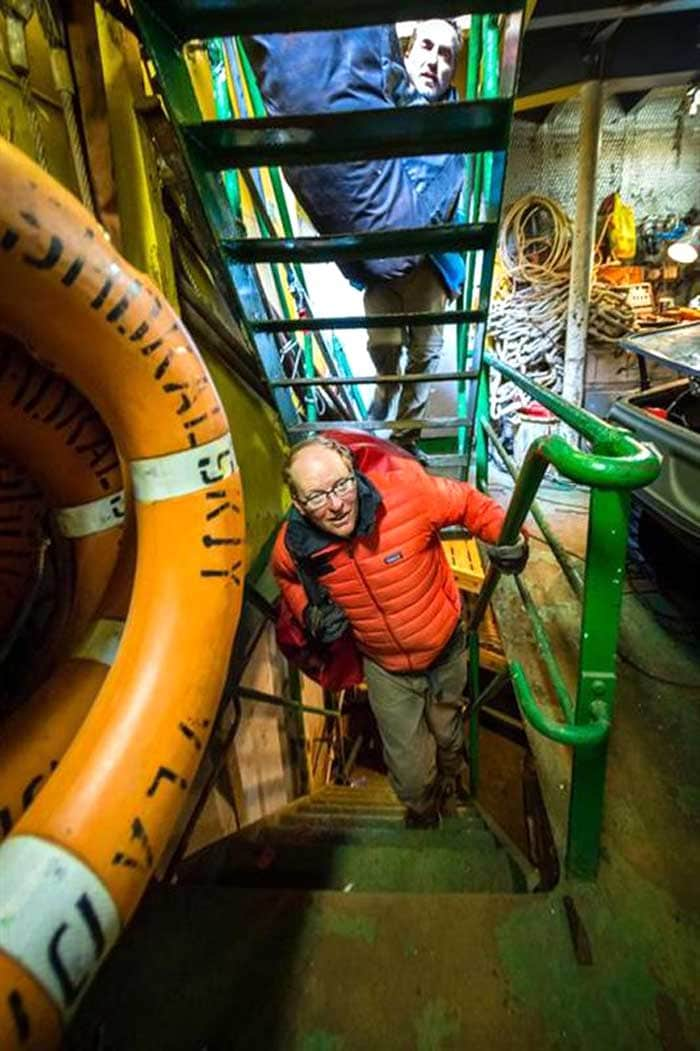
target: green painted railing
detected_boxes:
[468,351,661,879]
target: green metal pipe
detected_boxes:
[234,38,307,289]
[236,685,340,719]
[481,15,500,206]
[566,486,630,878]
[468,630,481,796]
[467,443,549,632]
[303,332,317,421]
[514,575,575,724]
[481,417,584,597]
[207,39,241,222]
[457,15,483,459]
[510,662,610,747]
[474,366,490,490]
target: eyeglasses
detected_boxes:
[299,474,356,512]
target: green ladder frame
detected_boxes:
[130,0,526,471]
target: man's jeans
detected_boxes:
[363,259,447,442]
[363,624,467,815]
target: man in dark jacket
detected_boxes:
[364,19,465,453]
[244,25,465,455]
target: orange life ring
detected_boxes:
[0,139,245,1050]
[0,461,45,645]
[0,516,136,846]
[0,339,125,649]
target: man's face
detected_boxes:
[290,446,359,539]
[405,20,458,102]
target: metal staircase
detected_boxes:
[177,775,530,894]
[130,0,527,477]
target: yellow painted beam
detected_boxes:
[94,6,178,306]
[515,81,588,111]
[524,0,539,28]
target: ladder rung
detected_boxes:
[270,370,479,388]
[184,100,511,170]
[251,309,486,333]
[423,454,472,468]
[223,223,496,265]
[288,417,474,435]
[151,1,525,40]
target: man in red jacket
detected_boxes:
[272,435,528,827]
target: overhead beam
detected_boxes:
[518,12,700,98]
[528,1,700,31]
[516,69,698,111]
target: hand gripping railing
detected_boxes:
[467,351,661,879]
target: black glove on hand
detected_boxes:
[485,535,529,575]
[304,596,349,644]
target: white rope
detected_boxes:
[490,194,636,418]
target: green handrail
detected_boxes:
[456,15,483,460]
[468,353,661,878]
[484,351,661,488]
[481,416,583,597]
[510,662,609,747]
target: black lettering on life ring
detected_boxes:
[179,723,203,751]
[23,236,63,271]
[8,989,31,1043]
[146,766,188,798]
[61,255,85,286]
[47,891,107,1008]
[1,228,19,252]
[21,774,44,811]
[0,806,12,839]
[200,559,242,586]
[48,924,88,1007]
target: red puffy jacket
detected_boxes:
[272,443,506,673]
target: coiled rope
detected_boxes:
[489,194,636,419]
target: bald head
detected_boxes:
[285,438,359,538]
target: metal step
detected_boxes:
[287,417,474,435]
[184,99,511,169]
[269,369,480,389]
[242,816,486,849]
[294,802,405,817]
[222,222,497,265]
[424,454,472,469]
[251,308,486,334]
[144,0,526,40]
[187,833,515,893]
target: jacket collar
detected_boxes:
[285,471,382,560]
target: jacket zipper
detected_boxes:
[348,544,413,670]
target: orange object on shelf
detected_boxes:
[597,263,644,286]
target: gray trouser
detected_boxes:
[363,259,447,440]
[363,625,467,815]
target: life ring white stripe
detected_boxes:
[71,618,125,666]
[0,835,121,1020]
[54,490,126,538]
[130,433,236,503]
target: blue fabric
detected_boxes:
[244,28,464,288]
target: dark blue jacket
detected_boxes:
[244,28,465,290]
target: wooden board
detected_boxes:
[441,536,507,672]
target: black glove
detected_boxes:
[485,535,529,575]
[304,595,349,643]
